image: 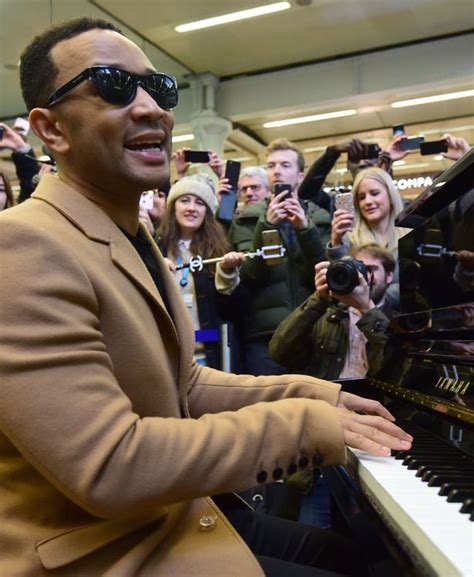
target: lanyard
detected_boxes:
[176,255,190,287]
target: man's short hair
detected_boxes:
[350,243,396,275]
[20,17,122,111]
[239,166,269,189]
[265,138,305,172]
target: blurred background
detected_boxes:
[1,0,473,197]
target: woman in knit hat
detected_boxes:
[158,174,246,368]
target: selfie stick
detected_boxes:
[175,244,286,272]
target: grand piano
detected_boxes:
[325,148,474,577]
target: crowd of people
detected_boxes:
[0,15,471,577]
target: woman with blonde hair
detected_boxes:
[327,166,409,305]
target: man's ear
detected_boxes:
[29,108,70,156]
[297,171,305,186]
[386,271,394,285]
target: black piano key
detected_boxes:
[428,473,474,487]
[418,465,474,479]
[405,456,470,469]
[439,482,474,496]
[447,488,474,503]
[422,470,474,483]
[460,498,474,516]
[416,464,474,477]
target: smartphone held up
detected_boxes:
[217,160,241,222]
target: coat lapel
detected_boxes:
[32,176,195,400]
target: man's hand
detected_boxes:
[208,151,225,179]
[330,209,354,247]
[333,271,374,313]
[173,148,191,179]
[314,261,331,301]
[330,139,366,163]
[283,197,308,230]
[442,133,471,161]
[384,134,409,161]
[266,190,291,225]
[0,122,28,152]
[336,391,413,456]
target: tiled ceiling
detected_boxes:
[1,0,473,186]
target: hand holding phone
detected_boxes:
[139,191,154,210]
[274,183,292,201]
[217,160,241,222]
[361,143,380,160]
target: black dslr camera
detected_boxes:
[326,256,369,295]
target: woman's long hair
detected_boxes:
[349,167,408,252]
[1,173,16,210]
[159,203,230,267]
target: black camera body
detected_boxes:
[326,256,369,295]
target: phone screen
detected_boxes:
[217,191,237,222]
[183,150,210,163]
[0,126,4,140]
[399,136,425,151]
[420,140,448,155]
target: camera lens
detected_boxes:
[326,257,368,295]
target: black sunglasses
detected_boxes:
[46,65,178,110]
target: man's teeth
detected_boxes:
[127,142,161,151]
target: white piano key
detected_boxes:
[348,449,474,577]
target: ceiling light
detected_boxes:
[175,2,290,32]
[434,155,445,161]
[263,109,357,128]
[393,160,406,166]
[172,134,194,143]
[391,89,474,108]
[393,162,430,170]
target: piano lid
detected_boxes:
[395,148,474,229]
[372,148,474,426]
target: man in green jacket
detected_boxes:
[269,243,395,380]
[228,139,332,375]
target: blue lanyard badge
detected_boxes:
[176,255,190,287]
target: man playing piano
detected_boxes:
[0,17,413,577]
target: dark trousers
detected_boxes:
[218,498,367,577]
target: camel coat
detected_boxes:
[0,175,346,576]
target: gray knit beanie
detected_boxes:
[167,174,218,214]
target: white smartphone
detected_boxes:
[140,191,154,210]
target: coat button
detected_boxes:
[272,467,284,480]
[312,453,324,467]
[298,456,309,468]
[199,515,218,531]
[256,470,268,483]
[287,462,298,475]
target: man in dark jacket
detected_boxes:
[229,139,331,376]
[269,243,395,380]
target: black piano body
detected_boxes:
[325,149,474,577]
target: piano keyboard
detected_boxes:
[348,448,474,577]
